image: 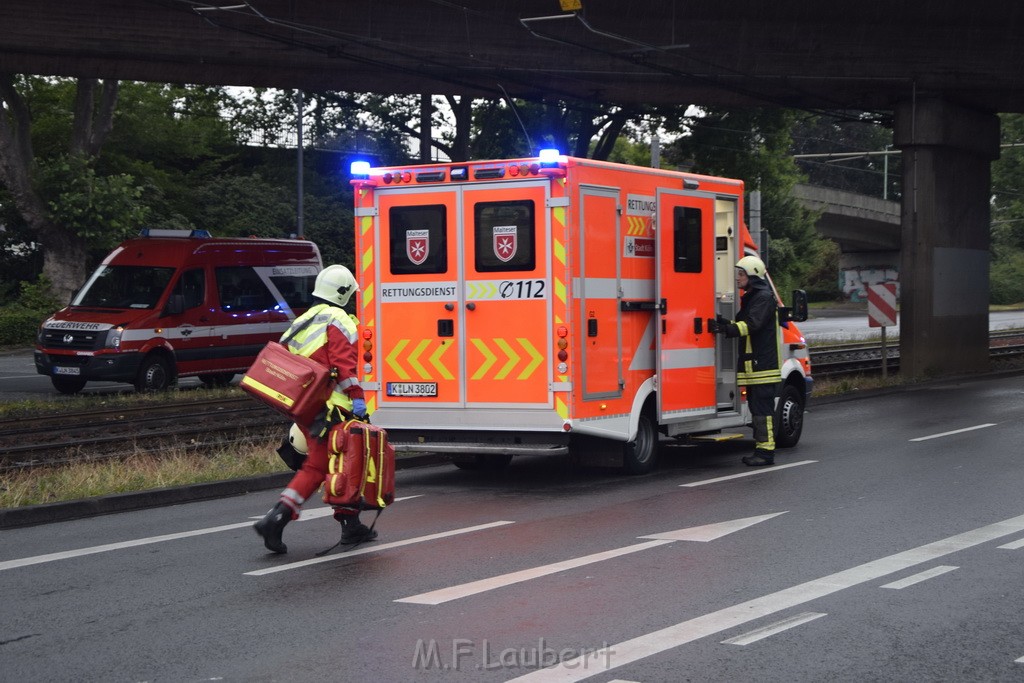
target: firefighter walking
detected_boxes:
[254,264,378,553]
[709,255,783,467]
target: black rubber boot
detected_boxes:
[339,515,378,545]
[742,449,775,467]
[254,501,293,554]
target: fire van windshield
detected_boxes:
[72,265,176,310]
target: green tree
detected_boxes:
[990,113,1024,304]
[663,107,828,296]
[0,74,136,302]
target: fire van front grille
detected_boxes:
[41,328,104,350]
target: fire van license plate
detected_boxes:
[54,366,80,376]
[387,382,437,397]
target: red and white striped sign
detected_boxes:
[867,283,898,328]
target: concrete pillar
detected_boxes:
[894,98,1000,379]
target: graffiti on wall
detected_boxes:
[841,267,899,301]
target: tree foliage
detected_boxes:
[663,107,833,297]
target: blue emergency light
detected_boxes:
[350,160,371,177]
[538,148,561,165]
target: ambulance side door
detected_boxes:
[655,190,717,422]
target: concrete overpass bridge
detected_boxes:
[3,1,1022,379]
[792,184,901,302]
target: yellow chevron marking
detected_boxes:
[407,339,432,380]
[385,339,411,380]
[552,206,566,228]
[554,277,566,305]
[470,338,497,380]
[553,237,565,265]
[361,245,373,273]
[360,215,373,235]
[362,284,374,308]
[429,341,454,380]
[494,338,520,380]
[517,338,543,379]
[556,396,569,419]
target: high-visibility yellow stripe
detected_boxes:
[556,395,569,419]
[239,376,295,407]
[360,215,373,235]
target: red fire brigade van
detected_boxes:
[34,229,322,394]
[351,152,811,473]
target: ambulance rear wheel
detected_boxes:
[135,355,172,392]
[623,412,658,475]
[51,376,87,395]
[452,454,513,471]
[774,383,804,448]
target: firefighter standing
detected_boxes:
[709,255,782,467]
[254,264,378,553]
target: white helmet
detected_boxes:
[288,423,308,455]
[312,264,359,307]
[736,255,767,279]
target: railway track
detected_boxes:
[3,330,1023,472]
[809,329,1024,376]
[0,397,288,472]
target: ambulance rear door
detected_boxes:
[461,181,551,407]
[655,189,718,423]
[375,180,551,410]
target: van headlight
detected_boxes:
[106,327,123,349]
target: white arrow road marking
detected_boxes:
[246,520,515,576]
[680,461,817,487]
[507,511,1024,683]
[397,514,785,605]
[721,612,827,646]
[880,565,958,590]
[0,496,422,572]
[639,513,787,542]
[910,423,996,442]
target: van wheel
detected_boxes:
[199,373,234,388]
[775,383,804,448]
[452,454,513,471]
[623,412,658,475]
[51,376,87,395]
[135,355,172,392]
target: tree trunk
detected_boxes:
[41,226,89,305]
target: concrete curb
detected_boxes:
[0,454,447,529]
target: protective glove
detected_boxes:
[351,398,368,420]
[707,317,721,334]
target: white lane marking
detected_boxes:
[397,540,672,605]
[0,497,422,572]
[880,565,958,590]
[909,423,996,442]
[399,514,785,605]
[507,512,1024,683]
[998,537,1024,550]
[721,612,827,646]
[246,520,515,576]
[680,461,817,487]
[1015,655,1024,664]
[639,513,787,542]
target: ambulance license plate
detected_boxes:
[54,366,81,376]
[387,382,437,397]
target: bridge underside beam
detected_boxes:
[894,98,1000,379]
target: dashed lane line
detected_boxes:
[680,460,817,487]
[720,612,827,646]
[880,565,958,590]
[0,496,422,572]
[245,520,516,576]
[909,423,996,442]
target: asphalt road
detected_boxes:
[3,372,1024,681]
